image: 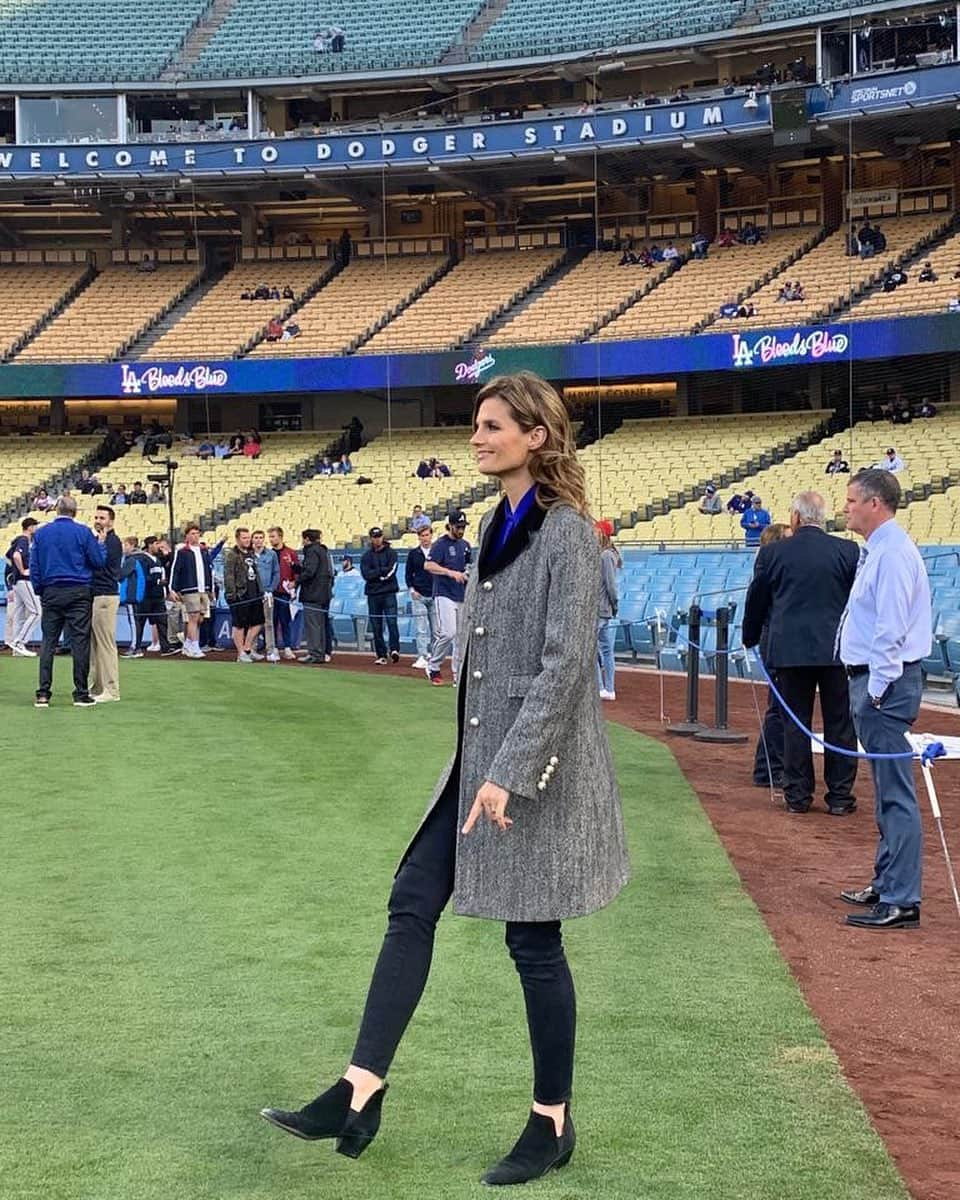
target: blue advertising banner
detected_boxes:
[3,97,771,178]
[0,314,953,398]
[809,63,960,119]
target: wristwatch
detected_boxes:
[869,693,883,709]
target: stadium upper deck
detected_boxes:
[0,0,946,86]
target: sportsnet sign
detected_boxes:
[811,62,959,119]
[120,363,229,394]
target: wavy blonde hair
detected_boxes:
[473,371,589,516]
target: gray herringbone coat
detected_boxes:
[406,499,631,922]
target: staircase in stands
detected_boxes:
[440,0,513,65]
[159,0,239,82]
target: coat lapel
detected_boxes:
[478,495,547,581]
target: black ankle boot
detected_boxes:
[260,1078,388,1158]
[481,1106,575,1186]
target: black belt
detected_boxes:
[846,660,919,679]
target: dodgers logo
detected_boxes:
[732,330,849,368]
[454,351,496,384]
[120,363,229,394]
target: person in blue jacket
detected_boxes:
[30,494,107,707]
[741,495,772,547]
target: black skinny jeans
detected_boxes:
[352,772,576,1105]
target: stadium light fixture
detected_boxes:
[426,164,440,172]
[553,154,567,163]
[682,140,696,149]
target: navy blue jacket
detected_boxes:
[404,545,433,595]
[92,529,123,597]
[742,525,859,667]
[360,544,399,596]
[31,517,106,594]
[170,540,224,595]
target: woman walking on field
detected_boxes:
[261,370,630,1185]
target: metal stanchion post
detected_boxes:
[695,605,749,744]
[668,602,707,736]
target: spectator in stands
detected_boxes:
[5,517,41,655]
[282,321,301,341]
[136,253,157,274]
[698,483,723,515]
[825,449,850,474]
[890,397,912,425]
[408,505,431,532]
[89,504,123,703]
[243,434,262,459]
[672,86,690,101]
[252,530,280,663]
[405,523,436,671]
[596,520,619,701]
[337,453,352,475]
[947,295,960,312]
[319,456,335,476]
[741,495,771,547]
[416,459,432,479]
[643,91,662,105]
[918,398,938,418]
[282,285,295,300]
[737,300,757,318]
[726,489,753,514]
[129,481,148,505]
[345,415,364,452]
[169,523,220,660]
[858,222,877,258]
[740,222,762,245]
[77,469,96,495]
[195,437,216,461]
[361,526,400,665]
[112,484,128,505]
[618,249,638,267]
[425,510,471,685]
[846,226,860,257]
[918,261,938,283]
[224,528,265,663]
[881,447,905,473]
[341,555,355,573]
[31,495,106,708]
[743,491,859,815]
[662,242,680,261]
[266,317,283,342]
[241,289,253,301]
[637,247,654,268]
[691,232,710,260]
[882,267,907,292]
[432,458,452,478]
[649,243,664,262]
[718,228,736,249]
[34,488,54,512]
[718,298,739,319]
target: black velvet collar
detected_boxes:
[478,495,548,580]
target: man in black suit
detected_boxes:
[743,490,860,815]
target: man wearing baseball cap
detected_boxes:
[424,510,471,686]
[360,526,400,664]
[698,483,722,516]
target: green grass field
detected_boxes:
[0,659,906,1200]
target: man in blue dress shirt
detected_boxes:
[30,495,107,708]
[839,469,931,929]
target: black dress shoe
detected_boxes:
[481,1107,575,1186]
[845,902,920,930]
[840,885,879,906]
[260,1078,388,1158]
[827,800,857,816]
[785,801,811,814]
